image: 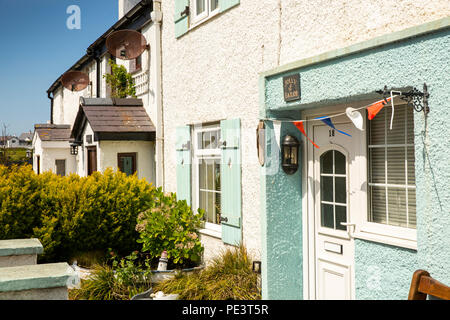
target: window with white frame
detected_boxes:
[192,0,220,23]
[368,103,416,229]
[193,123,222,229]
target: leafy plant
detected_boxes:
[69,251,152,300]
[103,59,137,98]
[153,244,261,300]
[136,193,204,267]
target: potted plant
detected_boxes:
[135,190,205,282]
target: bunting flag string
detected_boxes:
[293,121,320,149]
[367,96,392,120]
[315,116,352,137]
[262,93,401,149]
[263,95,399,123]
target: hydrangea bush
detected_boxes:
[136,192,204,267]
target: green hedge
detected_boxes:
[0,165,158,262]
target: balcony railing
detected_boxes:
[132,70,149,96]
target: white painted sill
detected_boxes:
[354,222,417,251]
[199,222,222,239]
[188,9,221,32]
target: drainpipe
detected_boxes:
[87,48,101,98]
[48,91,54,124]
[151,0,164,190]
[95,57,101,98]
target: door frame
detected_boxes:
[301,103,366,300]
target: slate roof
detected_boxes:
[34,124,72,141]
[71,97,155,142]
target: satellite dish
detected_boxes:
[61,71,90,92]
[106,29,148,60]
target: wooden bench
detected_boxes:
[408,269,450,300]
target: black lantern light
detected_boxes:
[281,135,300,175]
[70,141,81,156]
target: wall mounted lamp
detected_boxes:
[281,135,300,175]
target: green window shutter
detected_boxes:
[220,118,242,245]
[219,0,240,13]
[176,125,191,205]
[174,0,189,38]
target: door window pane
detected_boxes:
[335,206,347,231]
[321,150,333,174]
[334,151,346,174]
[334,177,346,204]
[320,150,347,231]
[321,176,333,202]
[321,204,334,229]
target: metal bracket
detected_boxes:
[218,140,227,148]
[399,83,430,114]
[377,83,430,115]
[180,6,190,17]
[181,141,190,151]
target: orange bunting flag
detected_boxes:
[367,97,392,120]
[294,121,320,149]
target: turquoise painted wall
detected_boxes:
[261,27,450,299]
[355,240,418,299]
[260,120,303,300]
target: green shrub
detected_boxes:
[0,165,42,239]
[153,244,261,300]
[32,168,157,262]
[0,165,160,262]
[136,193,204,267]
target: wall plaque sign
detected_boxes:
[283,74,301,102]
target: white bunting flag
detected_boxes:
[346,107,364,131]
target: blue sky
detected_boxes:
[0,0,118,136]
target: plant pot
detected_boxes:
[151,265,204,284]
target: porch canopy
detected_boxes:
[70,97,156,142]
[35,124,72,142]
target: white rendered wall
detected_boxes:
[99,140,156,184]
[32,134,76,176]
[76,122,156,184]
[51,62,97,127]
[160,0,450,262]
[32,133,41,174]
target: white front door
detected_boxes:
[307,113,365,300]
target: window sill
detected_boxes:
[130,68,142,75]
[199,227,222,239]
[354,223,417,250]
[188,10,221,32]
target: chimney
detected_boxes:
[118,0,141,20]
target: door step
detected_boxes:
[0,262,73,300]
[0,239,43,268]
